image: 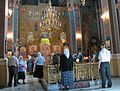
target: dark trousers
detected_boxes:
[8,66,18,86]
[100,62,112,87]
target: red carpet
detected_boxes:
[70,81,90,89]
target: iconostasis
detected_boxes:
[19,3,69,64]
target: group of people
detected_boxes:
[7,52,47,90]
[8,53,27,87]
[73,48,99,63]
[7,42,112,90]
[59,42,112,90]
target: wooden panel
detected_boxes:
[0,0,5,58]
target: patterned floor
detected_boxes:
[0,76,120,91]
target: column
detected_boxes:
[13,2,19,53]
[108,0,120,76]
[0,0,5,58]
[0,0,8,87]
[110,0,120,53]
[68,1,77,54]
[100,0,112,49]
[74,6,82,52]
[67,0,82,54]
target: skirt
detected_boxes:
[61,71,74,87]
[34,65,44,78]
[18,72,25,79]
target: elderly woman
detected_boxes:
[34,52,48,90]
[18,56,27,84]
[60,43,74,90]
[34,52,45,81]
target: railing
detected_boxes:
[43,65,59,84]
[43,62,100,84]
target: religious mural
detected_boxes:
[29,45,37,54]
[19,3,69,61]
[40,32,51,64]
[81,6,98,54]
[53,44,61,54]
[101,0,112,41]
[19,46,26,59]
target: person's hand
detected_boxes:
[76,58,79,63]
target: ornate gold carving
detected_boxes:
[43,62,100,84]
[43,65,59,84]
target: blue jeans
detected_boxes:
[100,62,112,87]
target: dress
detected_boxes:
[18,60,26,79]
[60,54,74,87]
[34,52,45,78]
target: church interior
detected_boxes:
[0,0,120,90]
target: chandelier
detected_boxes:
[39,0,61,31]
[27,32,34,43]
[80,0,85,6]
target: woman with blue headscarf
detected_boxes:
[18,55,27,84]
[34,52,45,81]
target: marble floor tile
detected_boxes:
[0,76,120,91]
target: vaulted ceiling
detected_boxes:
[20,0,67,7]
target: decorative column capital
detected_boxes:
[115,1,120,9]
[67,0,80,11]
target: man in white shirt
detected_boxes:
[8,52,19,87]
[98,43,112,88]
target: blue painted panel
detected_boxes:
[69,10,76,53]
[13,8,18,52]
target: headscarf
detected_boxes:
[19,55,22,59]
[64,48,70,59]
[28,55,31,60]
[37,52,44,61]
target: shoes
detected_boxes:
[108,86,112,88]
[60,88,66,90]
[14,84,18,87]
[17,82,21,84]
[108,84,112,88]
[8,85,12,87]
[60,87,69,90]
[65,88,69,90]
[100,86,105,88]
[38,80,41,82]
[102,86,105,88]
[101,85,105,88]
[8,83,12,87]
[23,82,26,84]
